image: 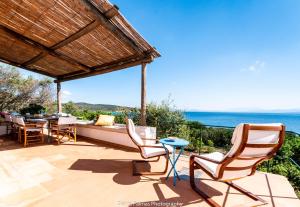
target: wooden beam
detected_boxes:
[81,0,144,54]
[23,20,100,67]
[56,56,153,82]
[140,63,147,126]
[91,54,143,70]
[104,5,119,19]
[0,57,56,78]
[56,53,154,81]
[59,54,152,79]
[22,52,47,66]
[51,20,100,50]
[0,25,91,72]
[58,55,141,79]
[57,81,62,113]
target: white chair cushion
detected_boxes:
[141,143,173,158]
[127,119,143,146]
[26,128,42,132]
[58,116,77,125]
[228,123,282,157]
[194,152,225,176]
[16,117,25,126]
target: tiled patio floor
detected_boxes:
[0,137,299,207]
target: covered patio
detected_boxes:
[0,0,160,125]
[0,1,299,207]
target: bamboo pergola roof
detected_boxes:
[0,0,160,82]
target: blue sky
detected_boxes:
[11,0,300,111]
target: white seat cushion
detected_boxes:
[27,128,42,132]
[22,128,42,132]
[194,152,224,176]
[141,143,173,158]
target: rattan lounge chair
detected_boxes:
[126,118,173,176]
[190,123,285,207]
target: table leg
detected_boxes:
[163,144,180,180]
[165,146,185,186]
[173,146,176,186]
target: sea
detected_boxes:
[184,112,300,133]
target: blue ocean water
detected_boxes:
[184,112,300,133]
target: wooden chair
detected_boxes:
[50,116,77,144]
[15,117,44,147]
[126,118,173,176]
[4,114,14,136]
[190,123,285,207]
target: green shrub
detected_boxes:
[145,101,185,138]
[20,104,45,115]
[207,139,214,147]
[63,101,79,115]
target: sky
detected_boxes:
[10,0,300,111]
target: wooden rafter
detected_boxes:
[57,54,149,80]
[104,5,119,19]
[0,25,91,72]
[81,0,144,54]
[0,57,56,78]
[0,0,160,81]
[91,54,143,70]
[51,20,101,50]
[23,20,101,67]
[56,55,153,82]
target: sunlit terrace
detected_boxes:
[0,0,300,207]
[0,137,299,207]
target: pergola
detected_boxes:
[0,0,160,125]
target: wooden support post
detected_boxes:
[57,81,62,113]
[140,63,147,126]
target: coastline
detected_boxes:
[183,111,300,133]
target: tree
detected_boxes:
[145,99,186,138]
[0,65,54,112]
[63,101,79,115]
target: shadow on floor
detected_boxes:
[69,158,147,185]
[69,159,222,206]
[128,177,216,207]
[0,135,56,151]
[228,174,299,207]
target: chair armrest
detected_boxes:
[191,154,221,164]
[24,123,40,127]
[140,145,170,154]
[141,138,159,144]
[141,138,159,141]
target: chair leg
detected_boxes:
[132,155,169,176]
[189,157,220,207]
[189,157,267,207]
[41,131,44,144]
[73,127,76,142]
[23,131,27,147]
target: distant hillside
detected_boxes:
[74,102,132,111]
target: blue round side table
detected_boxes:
[160,137,189,186]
